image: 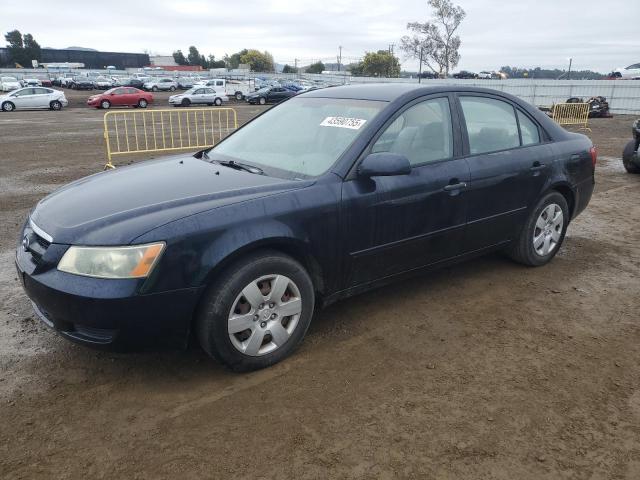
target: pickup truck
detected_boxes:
[195,78,252,100]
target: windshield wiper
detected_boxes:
[214,159,264,175]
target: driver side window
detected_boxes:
[371,97,453,166]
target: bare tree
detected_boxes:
[400,0,466,77]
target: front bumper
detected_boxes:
[15,236,202,351]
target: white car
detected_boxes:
[615,63,640,80]
[0,76,21,92]
[143,78,177,92]
[93,76,114,89]
[478,71,493,79]
[21,78,42,87]
[169,87,228,107]
[0,87,68,112]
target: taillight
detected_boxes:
[590,146,597,168]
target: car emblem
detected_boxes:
[22,235,30,252]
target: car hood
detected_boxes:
[30,154,310,245]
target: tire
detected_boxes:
[152,86,159,92]
[196,250,315,372]
[507,191,569,266]
[259,97,266,105]
[622,140,640,174]
[138,98,148,108]
[50,100,62,111]
[2,101,15,112]
[169,86,176,92]
[214,97,223,106]
[181,98,191,107]
[235,92,243,101]
[100,100,111,109]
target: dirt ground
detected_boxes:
[0,98,639,479]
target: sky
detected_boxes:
[2,0,638,73]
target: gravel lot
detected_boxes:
[1,96,639,479]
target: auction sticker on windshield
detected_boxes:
[320,116,367,130]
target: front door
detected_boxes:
[341,95,469,287]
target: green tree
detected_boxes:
[208,54,225,69]
[282,64,297,74]
[226,49,248,69]
[348,62,364,76]
[400,0,466,76]
[361,50,401,77]
[239,49,274,72]
[187,46,201,66]
[306,61,325,74]
[172,50,187,65]
[4,30,41,67]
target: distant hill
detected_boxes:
[64,46,98,51]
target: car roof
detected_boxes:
[299,83,505,102]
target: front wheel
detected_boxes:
[152,86,159,92]
[622,140,640,174]
[100,100,111,109]
[196,251,315,372]
[169,86,176,92]
[2,101,15,112]
[259,97,266,105]
[507,191,569,266]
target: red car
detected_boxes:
[87,87,153,109]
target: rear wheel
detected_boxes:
[2,101,15,112]
[235,92,243,101]
[507,191,569,266]
[100,100,111,109]
[622,140,640,174]
[196,251,315,372]
[152,86,159,92]
[169,86,176,92]
[50,100,62,111]
[214,97,223,106]
[138,98,148,108]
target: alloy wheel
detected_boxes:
[228,274,302,356]
[533,203,563,256]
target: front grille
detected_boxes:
[22,219,52,266]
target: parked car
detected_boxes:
[69,77,94,90]
[1,87,67,111]
[478,71,493,79]
[122,78,145,89]
[0,76,21,92]
[177,77,195,89]
[195,79,252,100]
[58,75,74,88]
[246,86,297,105]
[622,119,640,173]
[93,77,114,89]
[15,85,595,371]
[143,78,177,92]
[168,87,228,107]
[452,71,478,79]
[87,87,153,109]
[21,78,42,87]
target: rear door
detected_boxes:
[456,94,552,252]
[342,95,469,286]
[31,88,52,108]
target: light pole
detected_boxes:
[567,58,572,80]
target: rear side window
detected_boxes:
[517,110,540,146]
[371,97,453,166]
[460,96,520,154]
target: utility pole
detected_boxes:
[567,58,572,80]
[418,46,423,84]
[337,46,342,72]
[294,58,298,77]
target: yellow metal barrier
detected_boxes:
[551,103,591,131]
[103,108,238,169]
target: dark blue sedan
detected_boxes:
[16,84,595,371]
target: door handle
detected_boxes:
[443,182,467,191]
[530,163,546,172]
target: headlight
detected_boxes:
[58,243,165,279]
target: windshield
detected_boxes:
[211,97,385,178]
[2,77,17,82]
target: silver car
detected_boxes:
[168,87,228,107]
[0,87,68,112]
[143,78,177,92]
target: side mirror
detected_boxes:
[358,152,411,177]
